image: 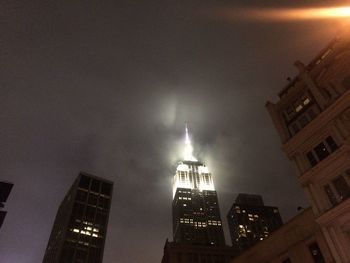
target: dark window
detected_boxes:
[309,242,325,263]
[75,248,88,263]
[289,123,299,135]
[76,190,87,202]
[101,183,112,196]
[325,136,338,152]
[60,244,75,262]
[85,206,96,222]
[73,203,85,219]
[332,176,350,201]
[299,115,309,127]
[95,211,107,226]
[79,175,90,190]
[342,76,350,89]
[98,197,110,209]
[88,247,101,263]
[90,180,100,193]
[285,106,294,117]
[324,185,338,206]
[282,258,292,263]
[308,109,316,120]
[307,151,318,167]
[314,143,329,161]
[88,194,98,206]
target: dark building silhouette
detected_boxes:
[43,172,113,263]
[0,181,14,230]
[227,193,282,253]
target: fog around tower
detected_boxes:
[0,0,342,263]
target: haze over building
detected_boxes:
[43,172,113,263]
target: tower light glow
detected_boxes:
[215,5,350,22]
[183,124,198,162]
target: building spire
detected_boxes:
[184,123,197,161]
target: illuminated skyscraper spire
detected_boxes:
[183,123,198,162]
[172,125,225,246]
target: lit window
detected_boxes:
[295,104,303,112]
[303,98,310,105]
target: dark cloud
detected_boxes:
[0,0,344,262]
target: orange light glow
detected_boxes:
[215,6,350,22]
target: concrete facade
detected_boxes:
[264,29,350,262]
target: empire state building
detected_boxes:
[172,126,225,246]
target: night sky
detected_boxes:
[0,0,346,262]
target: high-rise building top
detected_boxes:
[227,194,282,254]
[234,193,264,206]
[266,30,350,262]
[172,127,225,247]
[43,172,113,263]
[0,181,14,230]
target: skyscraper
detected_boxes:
[172,126,225,246]
[162,127,233,263]
[43,172,113,263]
[0,181,14,230]
[266,30,350,261]
[227,193,282,253]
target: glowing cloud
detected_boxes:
[183,124,198,162]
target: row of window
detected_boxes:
[178,174,212,184]
[79,175,112,196]
[72,202,108,226]
[76,190,110,210]
[283,94,312,121]
[179,196,192,200]
[179,218,222,226]
[288,107,318,136]
[306,136,338,167]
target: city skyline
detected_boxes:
[1,1,348,262]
